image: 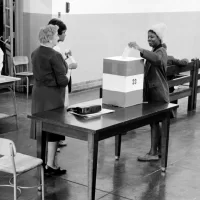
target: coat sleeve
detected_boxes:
[50,53,69,87]
[141,48,167,67]
[167,56,188,66]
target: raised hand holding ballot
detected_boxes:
[128,42,141,51]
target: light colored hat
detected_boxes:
[149,23,167,43]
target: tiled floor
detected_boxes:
[1,87,200,200]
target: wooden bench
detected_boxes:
[167,60,198,113]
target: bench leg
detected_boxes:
[188,95,194,111]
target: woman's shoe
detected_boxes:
[158,151,161,158]
[137,153,159,162]
[157,148,161,158]
[44,165,67,175]
[58,140,67,147]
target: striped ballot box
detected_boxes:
[102,56,144,107]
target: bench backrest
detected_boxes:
[167,62,196,87]
[166,61,198,109]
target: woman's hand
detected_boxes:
[128,42,143,53]
[66,69,71,80]
[65,49,72,58]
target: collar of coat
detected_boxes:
[152,44,163,52]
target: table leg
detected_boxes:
[88,134,99,200]
[8,86,18,129]
[36,120,46,192]
[115,134,121,160]
[36,121,46,165]
[161,112,170,172]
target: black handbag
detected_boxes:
[67,105,101,115]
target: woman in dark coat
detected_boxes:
[31,24,70,174]
[128,23,169,161]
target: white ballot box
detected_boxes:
[102,56,144,107]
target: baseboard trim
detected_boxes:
[71,79,102,93]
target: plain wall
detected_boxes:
[23,0,52,14]
[52,0,200,14]
[23,0,200,84]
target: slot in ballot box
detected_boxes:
[102,56,144,107]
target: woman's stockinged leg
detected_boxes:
[149,123,161,155]
[45,141,67,175]
[149,122,161,155]
[47,141,58,168]
[137,123,160,161]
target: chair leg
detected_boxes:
[26,77,29,99]
[14,174,17,200]
[41,165,45,200]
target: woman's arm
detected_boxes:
[167,56,189,66]
[51,53,69,87]
[128,42,167,66]
[141,49,166,66]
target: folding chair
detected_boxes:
[0,138,44,200]
[13,56,33,99]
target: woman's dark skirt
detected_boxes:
[30,85,66,142]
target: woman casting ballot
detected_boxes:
[128,23,169,162]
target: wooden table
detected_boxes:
[0,75,20,128]
[28,99,178,200]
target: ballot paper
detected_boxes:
[121,45,132,59]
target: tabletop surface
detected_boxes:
[0,75,21,84]
[28,99,178,132]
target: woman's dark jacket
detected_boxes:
[141,44,169,103]
[30,46,68,140]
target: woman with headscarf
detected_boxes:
[128,23,169,161]
[31,24,69,174]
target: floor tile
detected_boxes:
[1,88,200,200]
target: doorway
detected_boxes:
[0,0,3,36]
[1,0,23,76]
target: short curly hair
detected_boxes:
[38,24,58,44]
[48,18,67,35]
